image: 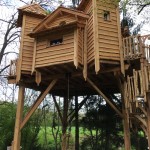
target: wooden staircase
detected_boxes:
[123,34,150,136]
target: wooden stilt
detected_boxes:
[75,95,79,150]
[122,108,131,150]
[115,75,131,150]
[20,79,57,129]
[13,85,25,150]
[146,93,150,149]
[62,96,69,150]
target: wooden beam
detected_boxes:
[74,28,78,68]
[87,78,123,118]
[116,7,125,75]
[140,124,147,136]
[13,85,25,150]
[122,108,131,150]
[32,38,37,74]
[35,70,41,85]
[139,104,147,117]
[135,115,147,127]
[20,79,57,129]
[92,0,100,74]
[146,92,150,148]
[83,22,87,80]
[75,95,79,150]
[16,15,26,82]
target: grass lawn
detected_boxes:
[38,126,92,148]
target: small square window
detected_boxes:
[103,11,110,21]
[50,38,63,46]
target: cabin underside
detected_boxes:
[8,61,121,97]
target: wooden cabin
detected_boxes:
[9,0,122,85]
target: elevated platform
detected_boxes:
[8,61,121,97]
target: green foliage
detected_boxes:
[80,96,124,149]
[38,127,61,150]
[0,102,16,150]
[21,109,43,150]
[0,102,43,150]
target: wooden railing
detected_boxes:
[124,69,147,112]
[144,45,150,62]
[123,35,142,60]
[123,34,150,61]
[9,59,17,76]
[144,65,150,91]
[125,65,150,112]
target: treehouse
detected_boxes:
[7,0,150,150]
[8,0,123,96]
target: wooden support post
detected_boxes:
[74,28,78,68]
[13,85,25,150]
[83,22,87,80]
[75,95,79,150]
[116,6,125,75]
[117,76,131,150]
[93,0,100,74]
[20,79,57,129]
[122,108,131,150]
[87,78,123,118]
[146,93,150,149]
[62,96,69,150]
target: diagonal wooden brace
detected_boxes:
[87,78,123,118]
[20,79,57,130]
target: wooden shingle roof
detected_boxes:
[17,3,47,27]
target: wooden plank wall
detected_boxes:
[97,1,120,61]
[84,0,94,64]
[35,31,74,68]
[21,15,43,72]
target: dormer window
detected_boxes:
[103,11,110,21]
[50,38,63,46]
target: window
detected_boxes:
[50,38,63,46]
[103,11,110,21]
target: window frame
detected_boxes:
[47,36,64,47]
[103,10,111,21]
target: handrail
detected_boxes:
[9,59,17,76]
[125,69,146,112]
[123,35,150,61]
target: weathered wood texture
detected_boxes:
[35,30,75,68]
[20,15,43,72]
[97,1,120,61]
